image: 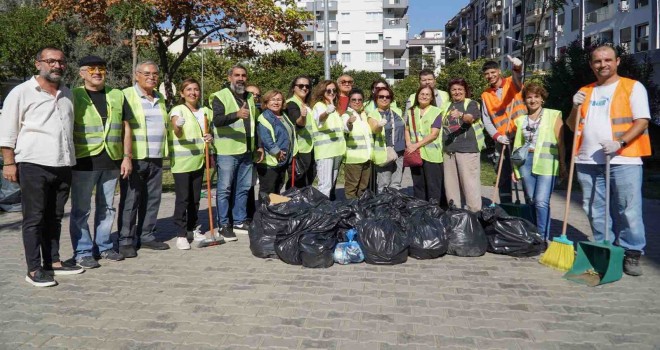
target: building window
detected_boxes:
[341,40,350,44]
[571,7,579,31]
[366,39,378,44]
[341,53,351,62]
[635,23,649,52]
[366,52,383,62]
[366,12,382,21]
[636,0,649,8]
[620,27,632,52]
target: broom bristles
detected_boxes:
[540,235,575,271]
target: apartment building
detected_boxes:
[407,30,446,75]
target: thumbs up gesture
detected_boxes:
[507,54,522,72]
[325,103,336,115]
[237,101,250,119]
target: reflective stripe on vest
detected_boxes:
[210,88,256,156]
[481,76,526,135]
[312,102,346,160]
[512,109,561,177]
[169,105,211,173]
[440,98,486,151]
[257,112,299,167]
[577,77,651,157]
[72,87,125,160]
[122,86,169,160]
[407,105,443,163]
[343,111,372,164]
[286,96,314,153]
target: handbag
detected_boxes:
[377,110,398,167]
[403,108,423,168]
[511,142,531,167]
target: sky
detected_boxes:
[407,0,469,37]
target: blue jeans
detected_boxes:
[70,169,119,258]
[216,152,253,226]
[518,153,555,240]
[576,163,646,252]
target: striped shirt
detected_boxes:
[134,84,166,158]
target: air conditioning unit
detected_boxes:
[557,25,563,34]
[534,8,542,16]
[495,24,501,31]
[621,42,630,52]
[543,29,550,38]
[496,0,502,6]
[619,0,630,12]
[495,47,501,53]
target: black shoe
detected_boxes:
[25,268,57,287]
[623,250,643,276]
[100,250,124,261]
[76,256,100,269]
[233,223,249,235]
[140,240,170,250]
[119,245,137,258]
[44,260,85,276]
[220,225,238,242]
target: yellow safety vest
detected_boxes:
[122,86,169,159]
[513,109,561,177]
[368,106,403,166]
[209,88,256,156]
[311,101,346,160]
[72,86,124,160]
[169,105,213,173]
[439,98,486,151]
[257,112,299,167]
[286,96,314,153]
[407,105,443,163]
[343,110,372,164]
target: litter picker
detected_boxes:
[197,114,225,248]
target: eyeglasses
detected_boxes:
[269,98,283,102]
[138,71,159,78]
[38,59,66,66]
[295,84,310,90]
[350,98,363,102]
[377,95,392,100]
[325,89,336,94]
[83,66,106,74]
[340,80,354,85]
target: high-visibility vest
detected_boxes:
[311,101,346,160]
[481,76,526,135]
[72,87,124,160]
[123,86,169,159]
[257,112,299,167]
[577,77,651,157]
[168,105,212,173]
[286,96,314,153]
[209,88,256,156]
[343,110,372,164]
[407,89,450,109]
[439,98,486,151]
[368,106,403,166]
[407,105,443,163]
[512,109,562,177]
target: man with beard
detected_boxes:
[210,65,260,241]
[1,47,84,287]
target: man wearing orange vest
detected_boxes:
[567,45,651,277]
[481,55,525,203]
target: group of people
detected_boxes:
[0,43,650,287]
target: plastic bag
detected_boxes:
[441,205,487,257]
[275,209,340,265]
[480,205,544,257]
[299,232,337,268]
[407,210,448,259]
[357,211,409,265]
[0,172,21,212]
[334,229,364,264]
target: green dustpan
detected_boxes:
[564,155,624,286]
[499,182,536,224]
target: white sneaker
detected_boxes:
[176,237,191,250]
[193,229,206,242]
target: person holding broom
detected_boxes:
[169,78,214,250]
[567,44,651,276]
[511,82,566,248]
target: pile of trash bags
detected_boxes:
[249,187,543,268]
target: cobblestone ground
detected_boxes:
[1,172,659,350]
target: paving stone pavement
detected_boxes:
[1,170,659,350]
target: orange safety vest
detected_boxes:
[481,76,526,135]
[577,77,651,157]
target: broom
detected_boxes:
[197,114,225,248]
[539,113,580,271]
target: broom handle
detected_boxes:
[204,115,214,234]
[560,113,581,236]
[492,143,507,204]
[291,157,296,188]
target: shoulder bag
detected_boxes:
[403,108,423,168]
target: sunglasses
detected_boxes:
[295,84,310,90]
[377,95,392,100]
[325,89,337,94]
[83,66,107,74]
[340,80,354,85]
[350,98,363,102]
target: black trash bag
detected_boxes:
[249,208,278,258]
[355,189,395,220]
[480,205,544,257]
[275,209,340,265]
[299,232,337,268]
[441,205,487,257]
[407,210,448,259]
[357,211,409,265]
[282,186,329,207]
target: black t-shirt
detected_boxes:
[73,89,133,171]
[437,100,482,153]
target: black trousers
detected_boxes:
[286,151,316,189]
[117,158,163,247]
[257,164,286,200]
[496,144,513,204]
[411,161,444,203]
[173,168,203,237]
[18,163,71,272]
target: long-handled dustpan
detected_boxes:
[564,155,624,286]
[197,115,225,248]
[499,145,536,223]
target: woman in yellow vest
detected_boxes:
[256,90,297,197]
[285,75,315,189]
[364,79,399,114]
[169,78,214,250]
[367,86,405,193]
[404,86,444,202]
[310,80,346,199]
[439,78,486,212]
[342,88,372,199]
[511,83,565,243]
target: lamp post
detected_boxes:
[323,0,330,80]
[505,35,525,82]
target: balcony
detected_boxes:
[312,41,338,52]
[383,0,408,10]
[313,20,338,32]
[488,0,503,15]
[512,14,522,26]
[488,47,502,58]
[489,23,502,37]
[585,4,616,25]
[383,58,407,70]
[446,16,458,30]
[383,39,406,51]
[305,0,337,13]
[384,17,408,29]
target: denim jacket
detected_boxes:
[256,109,293,167]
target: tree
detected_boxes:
[0,5,66,81]
[437,58,489,102]
[522,0,568,68]
[43,0,312,104]
[174,49,235,104]
[391,75,418,108]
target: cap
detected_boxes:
[78,55,106,67]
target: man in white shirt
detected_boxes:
[567,45,651,276]
[0,47,84,287]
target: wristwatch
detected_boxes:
[618,139,627,148]
[123,153,133,159]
